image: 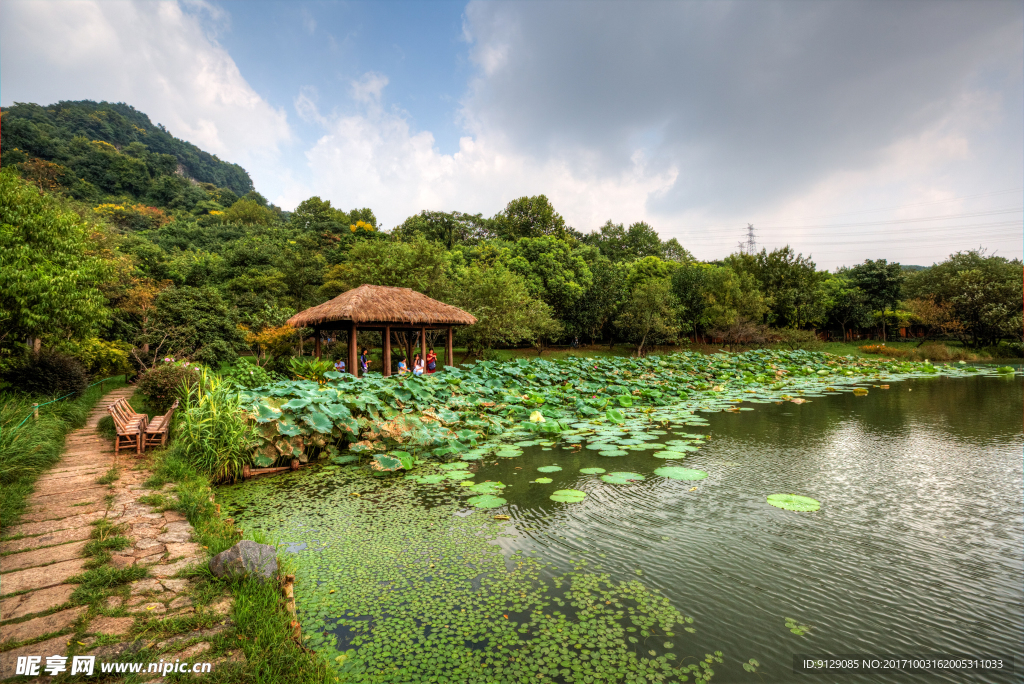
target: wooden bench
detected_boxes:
[109,398,148,455]
[144,399,178,449]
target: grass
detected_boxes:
[0,377,126,531]
[142,447,333,683]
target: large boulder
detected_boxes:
[209,541,277,583]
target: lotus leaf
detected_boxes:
[606,408,626,424]
[533,477,553,484]
[767,494,820,511]
[579,467,606,474]
[467,494,506,509]
[654,467,707,480]
[537,465,562,473]
[371,454,403,472]
[550,489,587,503]
[601,471,644,484]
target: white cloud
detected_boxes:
[0,0,292,191]
[286,74,678,230]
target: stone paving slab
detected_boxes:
[34,470,106,485]
[28,488,107,507]
[1,558,87,596]
[0,605,86,645]
[2,540,88,573]
[0,633,69,678]
[33,475,108,494]
[0,526,91,555]
[21,502,107,524]
[3,511,105,539]
[0,585,76,621]
[87,616,135,635]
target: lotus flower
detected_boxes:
[529,410,546,423]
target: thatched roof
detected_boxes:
[287,284,478,328]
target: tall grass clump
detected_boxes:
[171,367,257,484]
[0,378,125,528]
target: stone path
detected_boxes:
[0,388,240,680]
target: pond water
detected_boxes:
[220,370,1023,683]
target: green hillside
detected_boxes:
[1,100,253,206]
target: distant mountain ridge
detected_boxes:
[0,100,254,197]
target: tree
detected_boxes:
[671,262,766,340]
[500,236,593,326]
[393,210,494,249]
[223,198,278,226]
[564,256,629,344]
[614,278,679,356]
[725,246,825,328]
[152,286,244,365]
[319,237,452,302]
[584,220,678,262]
[0,170,109,362]
[821,276,871,340]
[452,263,561,354]
[493,195,569,241]
[848,259,905,341]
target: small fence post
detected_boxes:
[32,403,39,422]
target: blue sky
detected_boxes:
[218,1,471,155]
[2,0,1022,268]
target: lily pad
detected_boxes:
[766,494,820,512]
[550,489,587,503]
[598,449,629,457]
[606,408,626,424]
[537,465,562,473]
[467,494,507,509]
[654,467,708,480]
[601,472,644,484]
[533,477,553,484]
[579,467,606,474]
[439,462,471,470]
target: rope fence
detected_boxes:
[3,374,129,435]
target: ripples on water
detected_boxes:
[483,374,1023,682]
[225,372,1022,682]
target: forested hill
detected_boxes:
[0,100,254,198]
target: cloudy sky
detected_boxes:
[2,0,1021,268]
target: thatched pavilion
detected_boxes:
[286,284,477,377]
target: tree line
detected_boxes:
[1,101,1021,386]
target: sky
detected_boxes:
[2,0,1022,269]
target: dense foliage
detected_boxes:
[1,100,1019,393]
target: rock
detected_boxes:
[160,579,189,593]
[168,596,193,610]
[150,558,196,578]
[0,634,69,678]
[110,554,137,569]
[163,510,187,523]
[177,641,212,659]
[129,602,166,615]
[0,606,86,644]
[208,541,277,583]
[105,596,125,609]
[156,529,192,543]
[89,616,135,635]
[207,597,232,616]
[165,542,202,559]
[0,558,87,595]
[129,578,163,595]
[0,584,76,621]
[136,552,165,566]
[134,538,164,552]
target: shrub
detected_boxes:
[137,362,200,412]
[6,351,87,397]
[56,337,132,378]
[774,328,823,351]
[222,362,277,390]
[171,367,257,483]
[289,356,334,384]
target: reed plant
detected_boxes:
[171,367,257,483]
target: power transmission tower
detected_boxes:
[743,223,756,254]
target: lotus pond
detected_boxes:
[220,353,1022,683]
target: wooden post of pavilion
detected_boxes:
[314,326,321,359]
[420,326,427,366]
[446,326,453,369]
[383,325,392,377]
[348,322,358,377]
